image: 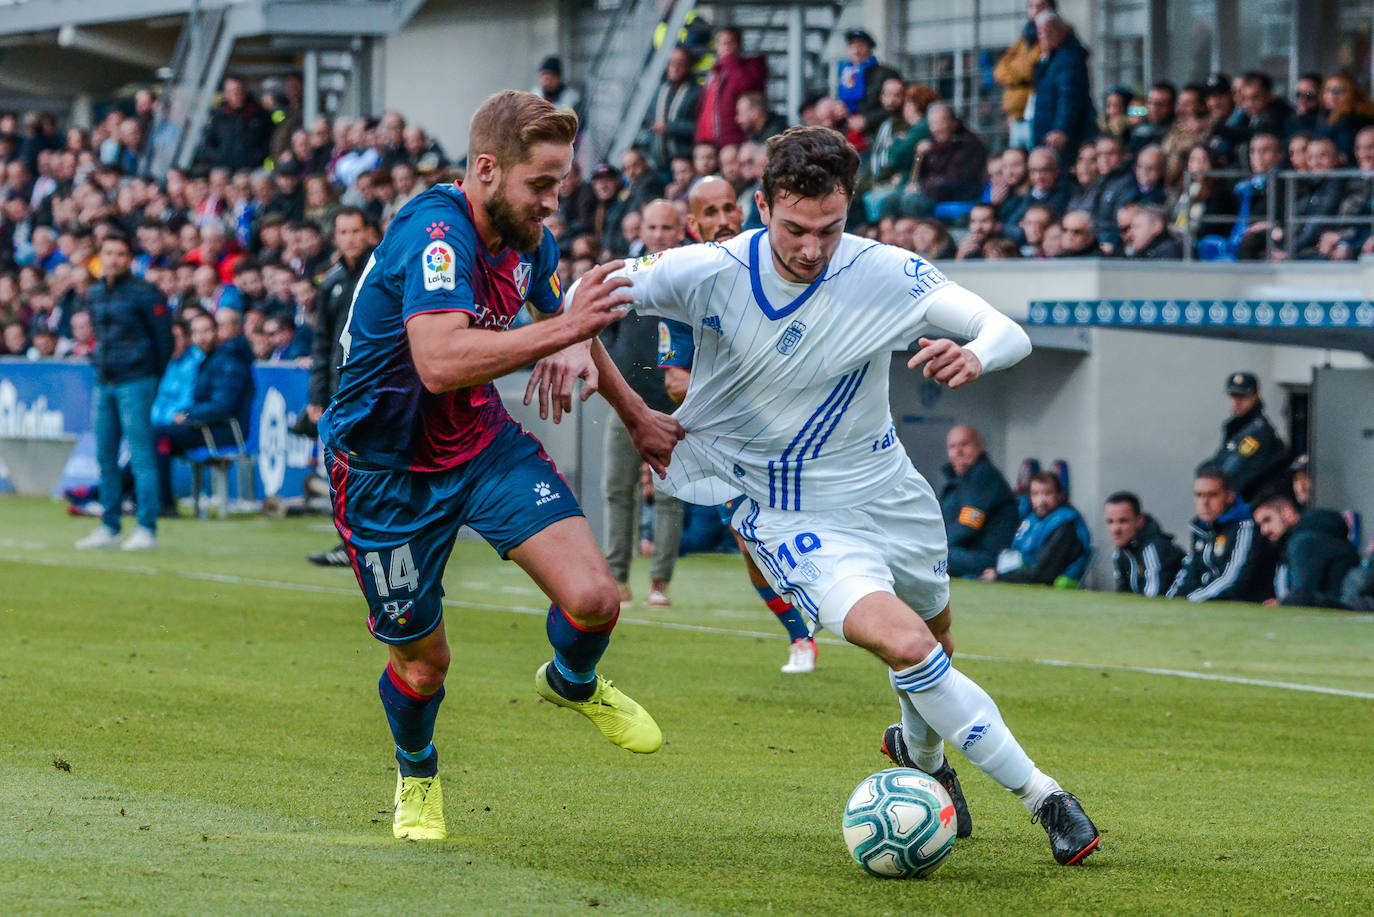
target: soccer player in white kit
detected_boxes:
[594,127,1100,865]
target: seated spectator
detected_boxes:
[1091,136,1132,246]
[1064,143,1103,217]
[1174,143,1238,245]
[1003,146,1070,231]
[1287,73,1323,135]
[620,148,666,214]
[955,203,1006,260]
[982,237,1022,259]
[2,320,28,355]
[992,147,1031,223]
[150,318,205,427]
[911,218,954,260]
[1202,72,1247,163]
[1232,132,1286,260]
[1040,221,1065,256]
[1058,209,1100,256]
[152,309,255,509]
[68,309,95,357]
[532,55,581,116]
[1016,203,1054,256]
[1098,87,1133,144]
[1252,494,1360,608]
[884,104,987,218]
[983,471,1091,586]
[1317,74,1374,161]
[262,313,310,362]
[1128,81,1176,154]
[1328,126,1374,258]
[1289,136,1347,258]
[1104,491,1184,596]
[1129,204,1183,259]
[1161,83,1211,185]
[1206,371,1288,503]
[1167,465,1275,603]
[869,84,937,192]
[939,425,1021,578]
[1122,145,1169,210]
[1237,71,1294,144]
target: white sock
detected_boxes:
[1013,769,1062,814]
[888,670,946,773]
[890,646,1038,796]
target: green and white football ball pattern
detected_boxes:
[842,767,957,878]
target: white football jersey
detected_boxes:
[616,229,1022,511]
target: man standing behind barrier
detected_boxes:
[76,231,172,552]
[1206,372,1287,503]
[940,425,1020,578]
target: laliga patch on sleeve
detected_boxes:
[1238,436,1260,456]
[422,240,457,292]
[957,506,986,529]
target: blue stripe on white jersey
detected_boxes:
[791,363,869,511]
[768,369,856,510]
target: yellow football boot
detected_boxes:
[535,663,662,754]
[392,770,446,840]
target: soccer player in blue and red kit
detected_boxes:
[320,90,683,840]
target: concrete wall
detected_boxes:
[381,0,560,162]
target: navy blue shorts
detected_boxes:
[717,494,745,529]
[327,423,582,645]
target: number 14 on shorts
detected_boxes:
[363,543,419,597]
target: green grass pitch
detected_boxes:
[2,496,1372,915]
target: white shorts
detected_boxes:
[732,465,951,636]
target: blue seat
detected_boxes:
[1195,235,1235,261]
[932,201,976,224]
[182,419,255,519]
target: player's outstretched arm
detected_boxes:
[590,338,684,477]
[907,285,1031,389]
[409,261,632,394]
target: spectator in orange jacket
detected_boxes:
[993,0,1055,148]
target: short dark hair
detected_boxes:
[1194,463,1233,489]
[761,127,860,206]
[1105,491,1142,515]
[1298,71,1323,86]
[1255,492,1298,514]
[334,205,368,228]
[231,257,260,277]
[716,26,742,44]
[1150,81,1178,102]
[1242,70,1274,94]
[1028,471,1063,494]
[101,230,133,252]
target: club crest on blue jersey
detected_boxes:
[513,261,531,299]
[776,319,807,356]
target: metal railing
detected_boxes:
[1180,167,1374,262]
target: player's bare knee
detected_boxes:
[560,582,620,628]
[886,628,941,670]
[393,646,449,695]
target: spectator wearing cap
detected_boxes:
[1253,494,1360,609]
[1167,465,1275,603]
[835,29,901,148]
[696,27,767,148]
[197,76,272,172]
[589,163,629,258]
[1030,11,1096,165]
[1104,491,1185,597]
[533,56,582,118]
[1289,455,1312,508]
[994,0,1054,149]
[1205,372,1288,502]
[642,47,701,172]
[263,158,305,223]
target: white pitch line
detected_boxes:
[11,556,1374,701]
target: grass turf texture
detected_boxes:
[2,495,1372,915]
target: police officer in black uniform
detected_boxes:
[1252,494,1359,608]
[1104,491,1185,597]
[1206,372,1288,502]
[1167,465,1275,602]
[939,425,1021,578]
[304,206,375,566]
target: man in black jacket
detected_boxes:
[1205,372,1288,502]
[151,309,256,511]
[75,232,172,552]
[1104,491,1184,597]
[198,76,272,172]
[1252,494,1359,608]
[644,47,702,171]
[940,425,1021,578]
[305,207,374,566]
[1167,465,1275,603]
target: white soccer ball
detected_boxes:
[842,767,957,878]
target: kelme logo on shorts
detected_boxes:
[534,481,560,507]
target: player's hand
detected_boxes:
[908,337,983,389]
[524,340,598,423]
[562,260,633,341]
[627,409,685,478]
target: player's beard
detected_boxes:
[770,239,826,283]
[487,183,545,253]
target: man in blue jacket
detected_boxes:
[984,471,1092,586]
[76,231,172,552]
[1031,12,1097,166]
[151,308,255,510]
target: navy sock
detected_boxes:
[545,603,614,697]
[378,663,443,777]
[756,585,810,642]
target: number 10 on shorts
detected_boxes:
[363,544,419,597]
